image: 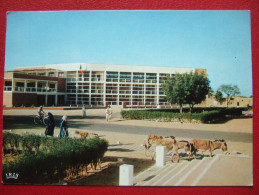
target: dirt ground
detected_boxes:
[2,108,253,185]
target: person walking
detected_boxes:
[105,105,112,121]
[45,112,55,136]
[59,115,69,137]
[82,104,86,118]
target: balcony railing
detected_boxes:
[132,91,144,95]
[26,87,37,92]
[159,91,165,95]
[91,78,103,82]
[146,79,157,83]
[106,90,118,94]
[37,88,56,92]
[146,91,157,95]
[67,78,90,82]
[77,89,90,93]
[67,89,76,93]
[67,78,77,82]
[133,79,144,83]
[119,90,131,94]
[119,78,131,83]
[14,86,25,91]
[6,86,57,93]
[106,78,118,82]
[91,89,104,93]
[4,86,12,91]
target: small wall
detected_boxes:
[3,92,13,107]
[12,93,37,107]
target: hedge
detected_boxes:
[2,133,108,184]
[120,107,246,123]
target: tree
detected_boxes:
[215,90,224,104]
[185,71,210,112]
[162,73,187,113]
[162,71,210,113]
[218,84,240,107]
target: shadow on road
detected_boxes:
[108,148,135,152]
[179,153,212,161]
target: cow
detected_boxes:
[143,134,174,161]
[75,130,89,138]
[166,136,191,163]
[210,139,228,154]
[75,130,99,138]
[188,139,228,160]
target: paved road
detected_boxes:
[70,119,252,143]
[3,111,252,143]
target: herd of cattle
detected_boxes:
[143,135,229,163]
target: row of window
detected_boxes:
[66,71,173,83]
[23,71,173,82]
[66,94,168,106]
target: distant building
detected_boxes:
[3,63,205,107]
[201,95,253,108]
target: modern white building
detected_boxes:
[4,63,206,107]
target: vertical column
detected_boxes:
[144,73,146,106]
[65,94,68,105]
[55,81,57,92]
[103,71,106,106]
[45,95,48,106]
[119,164,134,186]
[24,80,27,92]
[76,70,79,105]
[157,73,160,106]
[46,81,49,92]
[35,81,38,92]
[55,95,58,106]
[89,70,92,106]
[11,78,14,92]
[131,72,133,106]
[117,72,120,105]
[156,146,166,167]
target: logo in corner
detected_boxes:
[5,173,19,180]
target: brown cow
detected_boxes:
[188,139,228,160]
[167,136,191,163]
[144,134,163,150]
[75,130,88,138]
[144,134,174,160]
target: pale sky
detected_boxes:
[5,11,252,97]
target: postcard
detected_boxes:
[2,10,253,186]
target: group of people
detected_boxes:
[38,106,69,138]
[38,104,113,137]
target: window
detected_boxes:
[48,72,55,77]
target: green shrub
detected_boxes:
[3,132,22,155]
[121,107,246,123]
[2,134,109,184]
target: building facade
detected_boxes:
[3,63,205,107]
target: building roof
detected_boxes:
[10,63,204,74]
[13,67,57,72]
[45,63,197,74]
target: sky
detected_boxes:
[5,11,252,97]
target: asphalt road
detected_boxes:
[3,111,252,144]
[70,120,252,143]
